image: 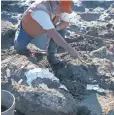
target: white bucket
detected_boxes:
[1,90,15,115]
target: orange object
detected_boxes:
[59,0,72,14]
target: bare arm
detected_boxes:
[47,29,79,58]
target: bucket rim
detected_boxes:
[1,90,15,114]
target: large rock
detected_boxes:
[1,54,77,115]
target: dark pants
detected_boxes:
[48,29,66,54]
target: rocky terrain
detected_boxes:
[1,1,114,115]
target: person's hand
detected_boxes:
[69,48,79,58]
[68,48,86,64]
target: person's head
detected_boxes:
[50,0,73,15]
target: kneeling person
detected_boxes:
[14,0,79,65]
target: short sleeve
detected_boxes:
[31,10,55,30]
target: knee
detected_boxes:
[14,31,29,52]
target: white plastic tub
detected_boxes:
[1,90,15,115]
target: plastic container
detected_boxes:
[1,90,15,115]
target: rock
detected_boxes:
[1,55,77,115]
[25,68,68,91]
[13,81,77,115]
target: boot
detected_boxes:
[47,54,65,68]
